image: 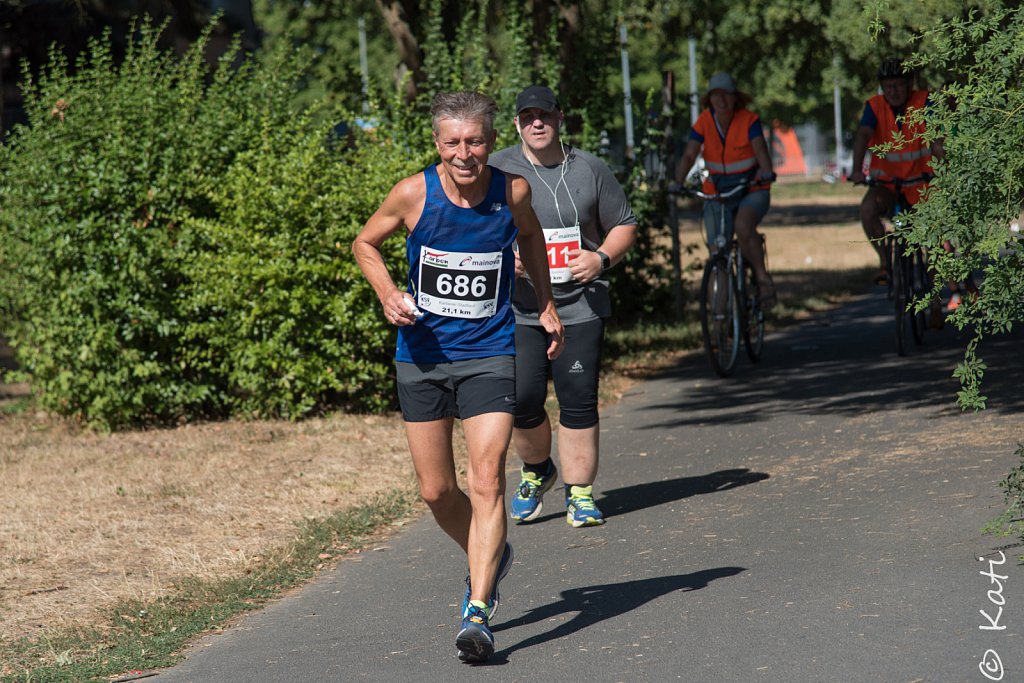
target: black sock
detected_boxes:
[523,458,554,476]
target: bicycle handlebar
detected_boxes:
[849,174,933,189]
[669,174,776,201]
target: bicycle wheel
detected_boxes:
[892,247,912,356]
[700,254,740,376]
[742,261,765,362]
[910,249,929,345]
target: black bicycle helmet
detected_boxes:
[878,57,911,81]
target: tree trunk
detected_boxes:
[526,0,583,108]
[375,0,423,101]
[556,0,583,98]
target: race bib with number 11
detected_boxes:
[543,225,581,283]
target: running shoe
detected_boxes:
[566,484,605,527]
[461,541,514,618]
[946,291,962,312]
[510,464,558,522]
[456,602,494,662]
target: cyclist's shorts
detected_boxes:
[396,355,515,422]
[703,189,771,247]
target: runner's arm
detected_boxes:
[352,177,424,326]
[509,175,564,360]
[569,224,637,283]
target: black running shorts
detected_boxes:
[396,355,516,422]
[514,318,604,430]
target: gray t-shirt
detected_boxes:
[490,144,637,326]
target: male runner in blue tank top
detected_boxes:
[352,91,563,663]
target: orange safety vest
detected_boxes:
[693,108,770,195]
[866,90,933,205]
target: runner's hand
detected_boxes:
[539,307,564,360]
[567,249,602,283]
[383,290,419,326]
[513,250,524,278]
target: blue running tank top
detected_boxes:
[396,164,518,363]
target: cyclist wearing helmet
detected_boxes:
[851,57,941,284]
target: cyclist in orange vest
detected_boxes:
[851,57,942,284]
[675,72,777,307]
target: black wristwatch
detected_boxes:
[597,250,611,272]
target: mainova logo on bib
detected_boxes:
[416,246,502,318]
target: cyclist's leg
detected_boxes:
[861,186,896,275]
[734,190,773,304]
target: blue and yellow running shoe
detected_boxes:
[510,464,558,522]
[456,602,494,662]
[566,484,605,527]
[461,542,514,618]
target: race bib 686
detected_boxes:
[416,247,502,318]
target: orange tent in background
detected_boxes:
[771,124,807,176]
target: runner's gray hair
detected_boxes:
[430,91,498,134]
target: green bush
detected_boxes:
[0,20,423,427]
[902,7,1024,410]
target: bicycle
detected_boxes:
[672,179,768,377]
[854,175,935,356]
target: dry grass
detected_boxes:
[0,184,876,655]
[0,414,417,647]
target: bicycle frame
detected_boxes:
[858,175,933,355]
[676,181,766,376]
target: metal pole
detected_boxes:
[620,22,635,161]
[663,71,684,317]
[358,16,370,114]
[832,52,844,176]
[688,37,699,126]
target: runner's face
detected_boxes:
[881,78,910,109]
[433,117,495,187]
[516,107,562,153]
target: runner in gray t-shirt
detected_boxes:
[490,85,637,528]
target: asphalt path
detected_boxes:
[155,291,1024,683]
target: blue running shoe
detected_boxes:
[456,602,494,662]
[566,484,605,527]
[510,464,558,522]
[462,542,514,618]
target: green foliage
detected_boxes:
[605,92,676,320]
[899,7,1024,411]
[251,0,391,113]
[982,444,1024,559]
[0,20,422,427]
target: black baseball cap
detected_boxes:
[515,85,559,114]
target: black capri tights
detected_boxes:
[514,318,605,430]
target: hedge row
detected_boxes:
[0,22,427,427]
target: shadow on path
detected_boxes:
[639,295,1024,428]
[474,567,746,665]
[526,469,769,525]
[600,469,769,517]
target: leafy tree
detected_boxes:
[897,6,1024,411]
[858,3,1024,555]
